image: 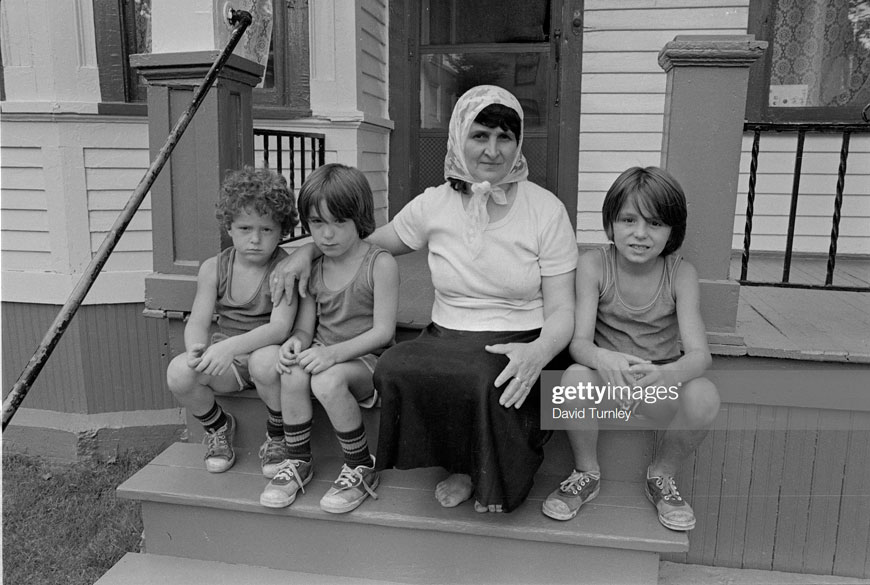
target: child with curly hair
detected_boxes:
[166,167,299,473]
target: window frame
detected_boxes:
[93,0,310,118]
[746,0,869,123]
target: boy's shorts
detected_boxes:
[310,340,380,408]
[211,332,255,392]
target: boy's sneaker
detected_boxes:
[259,458,314,508]
[542,469,601,521]
[319,458,379,514]
[258,435,291,478]
[203,413,236,473]
[644,469,696,531]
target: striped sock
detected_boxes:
[283,420,312,462]
[194,402,227,434]
[335,424,373,469]
[266,406,284,440]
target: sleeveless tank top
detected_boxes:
[593,244,682,362]
[309,243,393,354]
[215,247,288,337]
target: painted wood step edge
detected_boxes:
[117,442,688,554]
[95,552,410,585]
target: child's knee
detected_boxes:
[680,377,720,426]
[310,370,347,402]
[561,364,600,386]
[558,364,602,405]
[166,354,198,395]
[248,346,280,385]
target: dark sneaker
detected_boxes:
[542,469,601,521]
[320,458,379,514]
[203,413,236,473]
[258,435,291,479]
[259,458,314,508]
[645,469,696,531]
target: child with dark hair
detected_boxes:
[543,166,720,532]
[166,167,298,473]
[249,163,398,513]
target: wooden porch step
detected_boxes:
[95,552,407,584]
[118,442,687,585]
[195,390,657,483]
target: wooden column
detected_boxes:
[658,36,766,343]
[131,52,262,315]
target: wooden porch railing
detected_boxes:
[739,122,869,292]
[253,128,326,244]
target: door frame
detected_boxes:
[387,0,583,228]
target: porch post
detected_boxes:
[131,3,268,317]
[658,35,766,344]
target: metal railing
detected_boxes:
[253,128,326,243]
[739,122,869,292]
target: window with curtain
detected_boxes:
[747,0,870,122]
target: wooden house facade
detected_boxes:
[2,1,868,581]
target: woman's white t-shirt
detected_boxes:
[392,181,578,331]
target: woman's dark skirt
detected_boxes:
[373,323,570,512]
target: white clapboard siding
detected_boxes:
[578,1,750,245]
[734,133,870,254]
[84,148,152,271]
[0,146,51,270]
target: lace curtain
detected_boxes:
[770,0,870,108]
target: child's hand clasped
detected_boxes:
[628,362,672,391]
[186,343,206,369]
[277,337,305,373]
[296,345,338,375]
[194,339,237,377]
[594,350,649,388]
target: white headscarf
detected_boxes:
[444,85,529,256]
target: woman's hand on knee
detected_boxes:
[270,250,313,305]
[486,342,547,409]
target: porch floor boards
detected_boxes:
[729,252,870,362]
[395,249,870,363]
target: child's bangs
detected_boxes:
[307,191,354,223]
[627,190,667,226]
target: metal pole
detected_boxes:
[2,11,253,431]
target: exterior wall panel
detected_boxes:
[2,302,87,412]
[1,302,174,414]
[660,405,870,579]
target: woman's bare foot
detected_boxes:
[474,500,503,513]
[435,473,474,507]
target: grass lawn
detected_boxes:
[3,448,158,585]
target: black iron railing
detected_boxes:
[253,128,326,243]
[739,122,869,292]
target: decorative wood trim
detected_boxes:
[93,0,128,103]
[658,36,767,71]
[74,0,97,68]
[387,0,413,219]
